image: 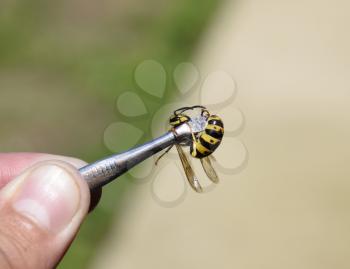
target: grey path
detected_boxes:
[90,0,350,268]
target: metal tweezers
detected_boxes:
[79,123,193,190]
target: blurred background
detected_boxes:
[0,0,220,267]
[1,0,350,268]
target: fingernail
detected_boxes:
[12,164,81,233]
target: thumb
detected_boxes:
[0,161,90,269]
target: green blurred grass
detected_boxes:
[0,0,221,268]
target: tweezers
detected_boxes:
[79,123,193,190]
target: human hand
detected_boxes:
[0,153,99,268]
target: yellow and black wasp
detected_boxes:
[156,105,224,193]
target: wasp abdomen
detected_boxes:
[191,115,224,159]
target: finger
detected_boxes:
[0,153,102,212]
[0,160,90,269]
[0,153,87,189]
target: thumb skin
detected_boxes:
[0,160,90,269]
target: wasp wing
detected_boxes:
[200,155,219,184]
[175,144,203,193]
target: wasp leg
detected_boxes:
[174,105,207,116]
[155,144,174,166]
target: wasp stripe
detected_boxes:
[206,124,224,133]
[169,117,178,124]
[190,143,208,158]
[180,116,189,121]
[170,121,180,126]
[205,128,224,140]
[191,150,206,158]
[169,115,190,127]
[208,119,224,128]
[201,133,220,144]
[194,142,211,155]
[199,137,218,152]
[200,133,221,151]
[209,115,221,119]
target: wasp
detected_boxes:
[156,105,224,193]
